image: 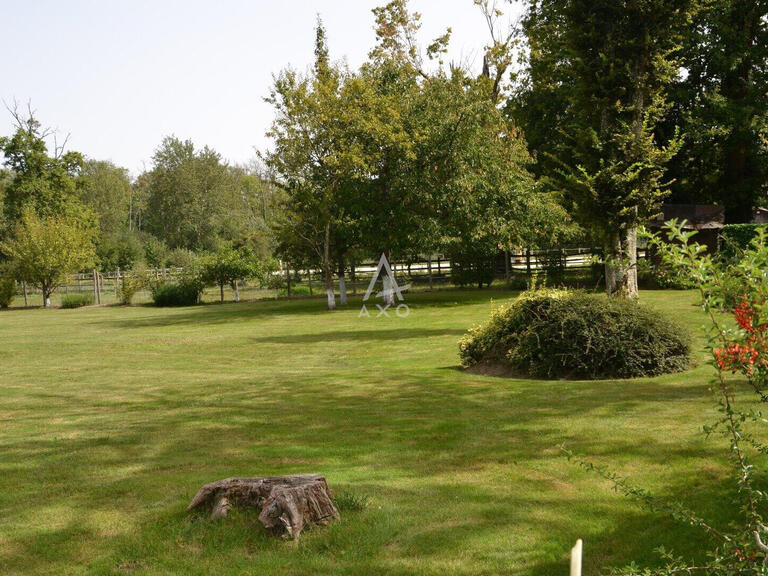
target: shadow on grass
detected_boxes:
[0,366,736,575]
[85,288,521,331]
[250,327,467,344]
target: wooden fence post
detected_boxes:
[570,539,582,576]
[93,269,102,305]
[525,248,532,276]
[504,249,510,288]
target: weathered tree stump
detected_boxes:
[187,474,339,539]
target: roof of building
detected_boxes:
[650,204,725,229]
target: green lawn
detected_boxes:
[0,289,753,574]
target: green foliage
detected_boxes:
[166,247,199,269]
[584,221,768,573]
[79,159,135,261]
[143,236,169,268]
[266,7,565,309]
[143,137,266,253]
[200,246,257,302]
[96,230,143,271]
[150,274,203,307]
[0,267,16,309]
[0,207,96,307]
[450,257,496,289]
[0,107,91,223]
[279,284,311,297]
[513,0,688,297]
[60,293,94,309]
[661,1,768,222]
[118,268,148,305]
[637,257,697,290]
[719,224,768,260]
[460,290,690,379]
[459,289,566,367]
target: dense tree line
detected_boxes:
[0,0,766,306]
[511,0,768,296]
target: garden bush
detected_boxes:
[0,271,16,309]
[118,268,148,305]
[151,275,203,307]
[61,293,95,309]
[459,290,690,379]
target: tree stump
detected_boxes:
[187,474,339,539]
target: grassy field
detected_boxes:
[0,289,756,575]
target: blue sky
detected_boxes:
[0,0,521,175]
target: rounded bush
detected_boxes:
[151,276,203,307]
[61,293,95,309]
[459,290,691,379]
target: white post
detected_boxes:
[570,539,582,576]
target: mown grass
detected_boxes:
[0,289,759,575]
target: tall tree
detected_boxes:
[266,17,352,310]
[0,105,90,223]
[78,160,142,269]
[145,136,235,252]
[1,207,95,307]
[516,0,689,298]
[79,160,132,239]
[662,0,768,221]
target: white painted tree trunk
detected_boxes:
[338,273,347,306]
[382,276,395,307]
[233,281,240,303]
[44,296,51,308]
[323,222,335,310]
[605,226,638,299]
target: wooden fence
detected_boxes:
[9,248,646,307]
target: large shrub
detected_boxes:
[151,274,203,307]
[459,290,690,379]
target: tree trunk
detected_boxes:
[338,258,347,306]
[43,284,52,308]
[307,268,313,295]
[220,282,225,303]
[232,281,240,303]
[604,226,638,299]
[427,255,433,290]
[187,474,339,540]
[383,250,395,307]
[323,224,336,310]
